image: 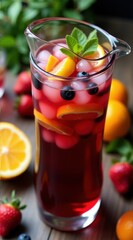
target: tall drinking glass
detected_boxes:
[25,18,131,231]
[0,49,6,98]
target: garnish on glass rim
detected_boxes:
[60,27,98,59]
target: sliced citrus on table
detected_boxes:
[85,44,105,68]
[45,55,59,72]
[0,122,32,179]
[57,103,103,120]
[50,57,76,77]
[34,109,73,135]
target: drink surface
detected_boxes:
[31,37,112,218]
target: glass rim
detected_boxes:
[26,17,117,61]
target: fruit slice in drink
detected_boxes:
[45,55,59,72]
[34,109,73,135]
[57,103,104,120]
[85,44,106,68]
[50,57,76,77]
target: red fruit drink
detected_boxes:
[31,41,113,227]
[25,18,130,231]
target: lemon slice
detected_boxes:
[57,103,103,120]
[0,122,32,179]
[51,57,76,77]
[45,55,59,72]
[34,109,73,135]
[85,44,105,68]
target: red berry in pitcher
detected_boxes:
[75,120,94,136]
[39,101,57,119]
[55,134,79,149]
[42,128,55,143]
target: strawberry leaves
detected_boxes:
[106,138,133,165]
[60,27,98,58]
[2,190,26,210]
[106,139,133,195]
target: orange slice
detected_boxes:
[45,55,59,72]
[0,122,32,179]
[85,44,105,68]
[34,109,73,135]
[57,103,103,120]
[51,57,76,77]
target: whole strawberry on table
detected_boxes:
[106,138,133,195]
[13,70,34,118]
[0,191,26,237]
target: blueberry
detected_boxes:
[17,233,31,240]
[32,72,42,90]
[87,82,99,95]
[77,72,90,82]
[60,86,75,100]
[77,72,89,77]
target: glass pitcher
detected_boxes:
[25,18,131,231]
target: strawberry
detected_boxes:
[13,71,31,95]
[109,162,133,194]
[0,191,26,237]
[15,94,34,118]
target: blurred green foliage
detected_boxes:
[0,0,96,73]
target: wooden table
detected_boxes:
[0,17,133,240]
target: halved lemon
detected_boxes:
[0,122,32,179]
[85,44,105,68]
[51,57,76,77]
[34,109,73,135]
[45,55,59,72]
[57,103,103,120]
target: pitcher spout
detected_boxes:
[24,26,46,59]
[110,35,131,59]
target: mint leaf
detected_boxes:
[88,29,97,41]
[66,35,78,51]
[60,48,76,58]
[82,39,98,56]
[82,30,98,56]
[71,27,87,47]
[73,43,83,54]
[60,27,99,58]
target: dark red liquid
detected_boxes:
[31,40,113,218]
[34,126,103,217]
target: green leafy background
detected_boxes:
[0,0,96,73]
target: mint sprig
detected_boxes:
[105,138,133,165]
[60,27,98,59]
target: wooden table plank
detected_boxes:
[0,16,133,240]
